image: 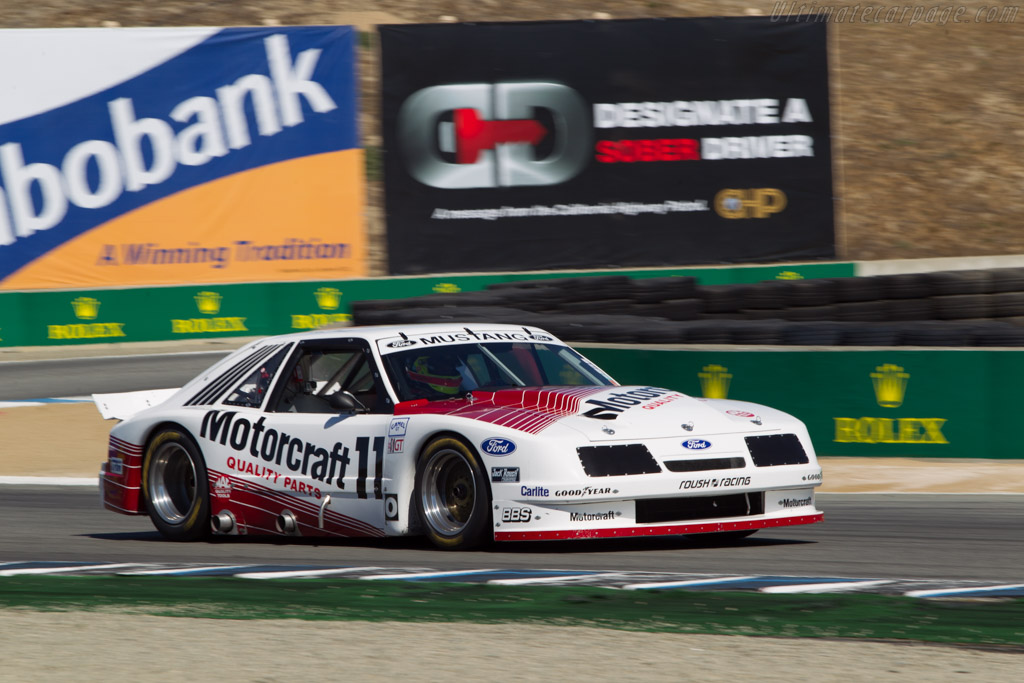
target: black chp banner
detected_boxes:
[380,17,834,275]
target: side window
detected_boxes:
[224,347,290,408]
[271,345,386,414]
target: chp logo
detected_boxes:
[396,82,590,189]
[714,188,787,219]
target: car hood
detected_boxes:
[393,385,773,440]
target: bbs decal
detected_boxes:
[501,507,532,523]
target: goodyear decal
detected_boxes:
[0,27,365,289]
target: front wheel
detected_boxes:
[415,436,491,550]
[142,428,210,541]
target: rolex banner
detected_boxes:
[0,27,365,290]
[380,17,835,275]
[582,347,1021,460]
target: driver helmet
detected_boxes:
[407,354,463,395]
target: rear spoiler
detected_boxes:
[93,388,179,421]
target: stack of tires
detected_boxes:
[350,268,1024,347]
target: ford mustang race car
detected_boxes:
[96,324,823,549]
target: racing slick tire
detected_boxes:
[415,436,492,550]
[141,428,210,542]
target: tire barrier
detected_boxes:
[350,268,1024,346]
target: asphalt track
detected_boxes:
[1,485,1021,587]
[0,350,229,399]
[1,350,1021,593]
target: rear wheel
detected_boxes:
[415,436,491,550]
[142,428,210,541]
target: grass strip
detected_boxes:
[0,576,1021,647]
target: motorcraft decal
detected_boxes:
[582,387,678,420]
[200,410,383,499]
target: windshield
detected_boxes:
[382,342,615,402]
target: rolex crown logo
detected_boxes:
[194,291,222,315]
[432,282,461,294]
[71,297,100,320]
[698,364,732,399]
[871,363,909,408]
[314,287,341,311]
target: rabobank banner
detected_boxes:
[0,27,365,290]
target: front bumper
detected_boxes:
[492,488,822,541]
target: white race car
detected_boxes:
[97,324,823,549]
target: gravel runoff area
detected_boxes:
[0,613,1021,683]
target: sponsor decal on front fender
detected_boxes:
[491,467,520,483]
[481,437,516,456]
[520,485,549,497]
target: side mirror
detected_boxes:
[327,391,367,413]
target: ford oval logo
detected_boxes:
[682,439,712,450]
[481,438,516,456]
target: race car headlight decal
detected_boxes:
[576,444,661,477]
[745,434,809,467]
[664,456,746,473]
